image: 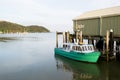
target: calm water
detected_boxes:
[0,33,120,80]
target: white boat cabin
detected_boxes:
[62,43,94,53]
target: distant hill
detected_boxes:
[26,25,50,32]
[0,21,50,33]
[0,21,24,33]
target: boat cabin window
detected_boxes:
[72,45,94,51]
[82,46,85,51]
[72,46,75,50]
[88,46,94,50]
[63,45,66,49]
[63,44,71,50]
[63,44,67,49]
[85,46,87,51]
[72,46,82,51]
[76,46,78,50]
[72,46,74,50]
[88,46,91,50]
[78,46,82,51]
[91,46,94,50]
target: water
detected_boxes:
[0,33,120,80]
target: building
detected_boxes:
[73,6,120,37]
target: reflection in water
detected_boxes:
[55,54,100,80]
[98,61,120,80]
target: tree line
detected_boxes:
[0,21,50,33]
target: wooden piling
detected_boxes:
[67,31,70,43]
[106,30,109,62]
[88,36,91,44]
[63,32,65,43]
[80,31,83,44]
[92,39,94,46]
[109,29,114,54]
[65,32,67,43]
[88,39,90,44]
[76,31,78,43]
[56,31,58,48]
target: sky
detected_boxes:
[0,0,120,32]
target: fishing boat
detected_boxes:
[54,32,100,63]
[54,43,100,63]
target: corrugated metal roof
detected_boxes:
[73,6,120,20]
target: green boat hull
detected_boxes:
[54,48,100,63]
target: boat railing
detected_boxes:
[62,43,95,53]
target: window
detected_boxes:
[90,46,92,50]
[88,46,91,50]
[78,46,82,51]
[85,46,87,51]
[82,46,85,51]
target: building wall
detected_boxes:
[73,18,100,36]
[102,15,120,36]
[73,15,120,36]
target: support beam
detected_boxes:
[56,31,58,48]
[109,29,114,54]
[63,32,65,43]
[76,31,78,43]
[80,31,83,44]
[106,30,109,62]
[67,31,70,43]
[100,17,102,36]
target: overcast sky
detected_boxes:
[0,0,120,32]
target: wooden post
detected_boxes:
[56,31,58,48]
[92,39,94,46]
[76,31,78,43]
[67,31,70,43]
[88,39,90,44]
[109,29,114,55]
[116,41,120,61]
[88,36,91,44]
[106,30,109,62]
[65,32,67,43]
[63,32,65,43]
[80,31,83,44]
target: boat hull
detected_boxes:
[54,48,100,63]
